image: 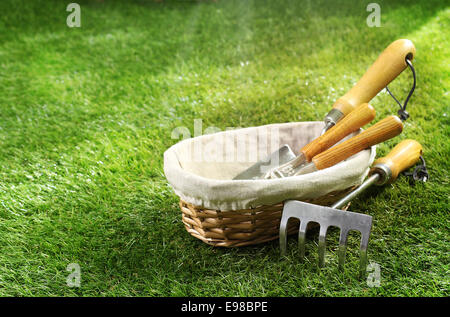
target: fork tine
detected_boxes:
[359,232,370,278]
[279,200,373,275]
[298,220,308,260]
[279,215,289,256]
[318,225,328,267]
[359,249,368,279]
[338,228,349,270]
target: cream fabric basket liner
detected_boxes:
[164,121,376,210]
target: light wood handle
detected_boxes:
[301,103,376,161]
[332,39,416,115]
[372,139,422,182]
[312,116,403,170]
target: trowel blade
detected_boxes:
[232,144,296,180]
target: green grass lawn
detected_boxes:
[0,0,448,296]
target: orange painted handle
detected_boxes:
[332,39,416,116]
[372,139,423,182]
[301,103,376,161]
[312,116,403,170]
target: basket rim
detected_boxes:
[165,121,376,210]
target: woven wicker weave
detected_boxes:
[180,186,355,247]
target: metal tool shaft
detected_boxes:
[265,153,307,179]
[320,121,335,135]
[331,173,380,209]
[321,108,344,135]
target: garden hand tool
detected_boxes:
[263,103,376,179]
[279,139,423,276]
[321,39,415,134]
[233,39,415,181]
[233,103,376,180]
[268,115,403,178]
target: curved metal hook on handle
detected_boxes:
[385,58,416,122]
[403,155,429,184]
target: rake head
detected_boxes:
[279,200,373,276]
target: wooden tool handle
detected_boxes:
[301,103,376,161]
[372,139,423,182]
[312,116,403,170]
[332,39,416,116]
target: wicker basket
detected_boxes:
[179,187,354,247]
[164,121,375,248]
